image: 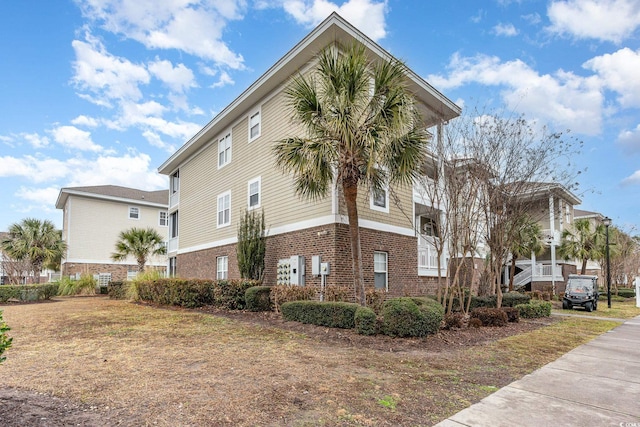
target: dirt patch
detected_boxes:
[0,297,602,427]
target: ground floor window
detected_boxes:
[374,251,388,291]
[217,256,228,280]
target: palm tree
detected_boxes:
[558,218,605,275]
[1,218,67,284]
[508,215,545,291]
[111,227,167,273]
[273,43,429,305]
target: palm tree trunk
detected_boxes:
[343,182,366,306]
[138,259,146,273]
[581,258,587,275]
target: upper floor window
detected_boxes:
[370,186,389,213]
[420,216,438,237]
[249,109,261,141]
[217,191,231,228]
[129,206,140,220]
[170,211,179,238]
[159,211,168,226]
[171,170,179,194]
[248,177,261,209]
[218,132,232,168]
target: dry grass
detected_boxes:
[0,297,620,426]
[553,298,640,319]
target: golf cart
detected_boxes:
[562,274,599,312]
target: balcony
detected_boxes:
[170,190,179,209]
[167,237,178,254]
[418,245,439,270]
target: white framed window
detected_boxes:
[217,191,231,228]
[370,186,389,213]
[249,109,261,142]
[171,170,179,194]
[159,211,168,226]
[217,256,228,280]
[170,211,179,238]
[218,132,232,168]
[374,251,388,291]
[129,206,140,219]
[248,177,261,209]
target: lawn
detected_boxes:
[0,297,620,426]
[552,297,640,319]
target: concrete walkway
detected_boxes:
[434,315,640,427]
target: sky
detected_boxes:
[1,0,640,234]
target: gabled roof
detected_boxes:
[574,209,604,220]
[55,185,169,209]
[506,181,581,205]
[158,12,461,175]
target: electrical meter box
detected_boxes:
[276,259,291,285]
[290,255,305,286]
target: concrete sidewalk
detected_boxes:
[434,315,640,427]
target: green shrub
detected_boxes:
[501,307,520,323]
[0,310,12,364]
[214,280,259,310]
[617,288,636,298]
[502,292,531,307]
[108,281,128,299]
[516,300,552,318]
[354,306,378,335]
[281,301,359,329]
[381,297,444,337]
[245,286,272,312]
[270,285,317,313]
[0,283,59,302]
[469,295,496,309]
[57,275,97,296]
[470,307,508,327]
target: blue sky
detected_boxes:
[1,0,639,233]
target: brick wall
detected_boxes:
[176,223,432,298]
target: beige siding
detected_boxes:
[178,90,333,251]
[67,196,168,264]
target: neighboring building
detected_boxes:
[55,185,169,282]
[505,182,582,293]
[158,13,461,297]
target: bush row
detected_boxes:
[132,278,259,309]
[616,288,636,298]
[441,291,531,311]
[516,300,552,318]
[0,283,59,302]
[281,300,359,329]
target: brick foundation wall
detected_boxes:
[176,223,433,298]
[61,262,166,282]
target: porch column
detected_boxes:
[549,194,556,295]
[531,251,537,280]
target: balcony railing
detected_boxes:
[167,237,178,254]
[418,245,439,269]
[170,190,179,209]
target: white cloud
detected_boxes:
[618,123,640,153]
[428,53,604,135]
[547,0,640,43]
[210,70,234,88]
[72,31,150,104]
[22,133,50,148]
[76,0,246,69]
[142,130,177,153]
[522,13,541,25]
[493,23,518,37]
[282,0,388,41]
[583,47,640,108]
[0,155,70,183]
[621,169,640,185]
[15,186,61,208]
[51,125,103,152]
[148,58,197,93]
[71,115,99,127]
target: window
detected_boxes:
[129,206,140,219]
[217,256,228,280]
[217,191,231,227]
[159,211,168,226]
[248,177,261,209]
[218,132,232,168]
[249,110,261,141]
[169,257,177,277]
[565,205,571,224]
[170,211,179,238]
[171,170,179,194]
[370,186,389,213]
[420,217,438,237]
[374,251,388,291]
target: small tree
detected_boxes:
[111,227,167,273]
[558,218,605,275]
[237,209,267,281]
[0,310,11,364]
[1,218,67,284]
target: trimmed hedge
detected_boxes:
[245,286,272,312]
[516,300,552,318]
[354,306,378,335]
[470,307,508,327]
[134,278,259,309]
[381,297,444,337]
[617,288,636,298]
[0,283,59,302]
[281,300,359,329]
